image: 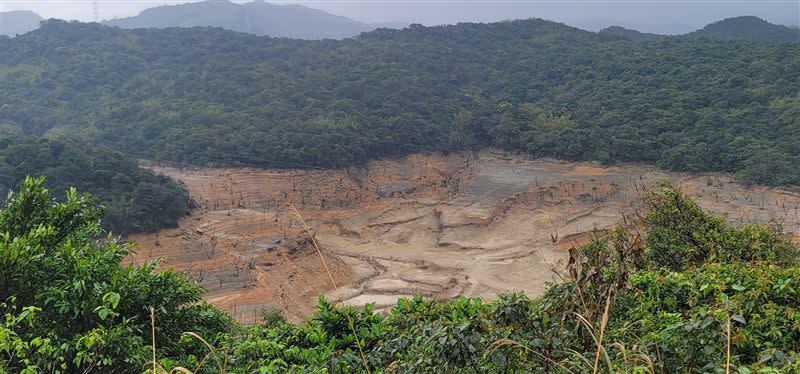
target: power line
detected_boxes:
[92,0,99,22]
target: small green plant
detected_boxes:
[259,308,286,328]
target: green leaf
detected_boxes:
[104,292,121,309]
[94,306,109,320]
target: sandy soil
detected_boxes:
[127,152,800,323]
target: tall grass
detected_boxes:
[287,204,372,374]
[147,307,228,373]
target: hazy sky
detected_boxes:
[1,0,798,34]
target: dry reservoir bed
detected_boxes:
[126,153,800,323]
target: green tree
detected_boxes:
[0,177,231,373]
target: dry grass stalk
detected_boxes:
[287,204,372,374]
[148,307,227,373]
[725,313,731,374]
[593,291,612,374]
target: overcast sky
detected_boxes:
[1,0,798,34]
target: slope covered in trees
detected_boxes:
[2,179,798,372]
[600,16,800,43]
[687,16,800,43]
[0,138,190,235]
[1,19,799,185]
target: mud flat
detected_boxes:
[128,152,800,322]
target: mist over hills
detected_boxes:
[0,10,43,36]
[96,5,800,43]
[104,0,388,39]
[3,2,797,43]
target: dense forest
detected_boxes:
[0,137,190,235]
[1,18,798,185]
[2,178,798,372]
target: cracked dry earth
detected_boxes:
[126,153,800,323]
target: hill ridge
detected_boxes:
[104,0,376,39]
[686,15,800,43]
[0,10,43,36]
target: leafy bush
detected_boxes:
[613,263,800,372]
[0,177,230,373]
[1,180,798,373]
[642,182,798,270]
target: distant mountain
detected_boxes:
[597,26,663,41]
[687,16,799,43]
[576,19,694,35]
[0,10,43,36]
[105,0,381,39]
[595,16,799,44]
[371,21,410,30]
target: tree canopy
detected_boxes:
[686,16,800,43]
[1,19,798,184]
[0,138,190,235]
[0,177,230,372]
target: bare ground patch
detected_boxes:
[128,152,800,322]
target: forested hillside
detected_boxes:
[1,19,799,184]
[688,16,800,43]
[2,179,798,372]
[0,137,190,234]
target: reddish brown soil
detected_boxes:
[128,152,800,323]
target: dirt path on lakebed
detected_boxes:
[126,152,800,323]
